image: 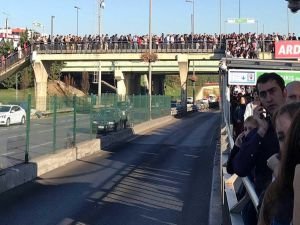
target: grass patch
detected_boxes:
[0,88,35,102]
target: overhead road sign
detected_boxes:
[226,18,256,24]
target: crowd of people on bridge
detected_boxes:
[227,76,300,225]
[31,32,300,59]
[1,32,300,71]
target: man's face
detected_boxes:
[257,80,286,115]
[286,82,300,103]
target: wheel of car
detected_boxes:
[113,122,118,132]
[6,118,10,127]
[21,116,25,125]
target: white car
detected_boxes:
[0,105,26,126]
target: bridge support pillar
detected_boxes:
[177,54,189,107]
[115,69,126,96]
[33,60,49,111]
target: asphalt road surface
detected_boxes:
[0,111,220,225]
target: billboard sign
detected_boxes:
[275,41,300,59]
[228,69,300,85]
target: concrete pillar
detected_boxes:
[32,60,49,111]
[177,54,189,106]
[115,69,126,96]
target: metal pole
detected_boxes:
[15,73,18,101]
[149,0,152,119]
[98,0,104,99]
[98,61,102,99]
[73,95,77,146]
[74,6,80,36]
[238,0,241,33]
[287,7,290,35]
[52,95,57,152]
[51,16,55,39]
[219,0,222,48]
[25,94,31,163]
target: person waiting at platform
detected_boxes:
[244,89,260,121]
[286,81,300,103]
[293,164,300,225]
[231,73,286,225]
[226,116,258,175]
[258,110,300,225]
[266,102,300,180]
[233,95,247,139]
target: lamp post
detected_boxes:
[287,7,290,35]
[51,16,55,39]
[74,6,80,36]
[219,0,222,48]
[186,0,195,104]
[149,0,152,119]
[185,0,195,50]
[2,12,9,39]
[238,0,241,33]
[98,0,105,99]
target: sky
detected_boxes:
[1,0,300,37]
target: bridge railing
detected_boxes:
[220,70,259,225]
[0,47,31,76]
[32,39,275,55]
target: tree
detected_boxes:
[20,66,34,95]
[81,71,90,95]
[49,61,64,81]
[64,73,75,96]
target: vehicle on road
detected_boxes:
[171,102,184,117]
[0,105,26,127]
[92,108,126,134]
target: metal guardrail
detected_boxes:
[221,70,259,225]
[0,47,31,76]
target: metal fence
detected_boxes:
[0,94,171,170]
[32,39,276,55]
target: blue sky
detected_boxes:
[1,0,300,36]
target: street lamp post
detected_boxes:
[98,0,105,99]
[74,6,80,36]
[149,0,152,119]
[186,0,195,50]
[2,12,9,39]
[238,0,241,33]
[186,0,195,104]
[51,16,55,39]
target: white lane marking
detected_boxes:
[31,141,52,149]
[7,134,25,139]
[1,151,16,156]
[38,129,53,134]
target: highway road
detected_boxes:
[0,111,221,225]
[0,113,93,168]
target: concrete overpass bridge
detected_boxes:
[31,48,224,110]
[1,43,274,111]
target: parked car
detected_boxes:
[92,108,126,134]
[0,105,26,126]
[171,103,184,117]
